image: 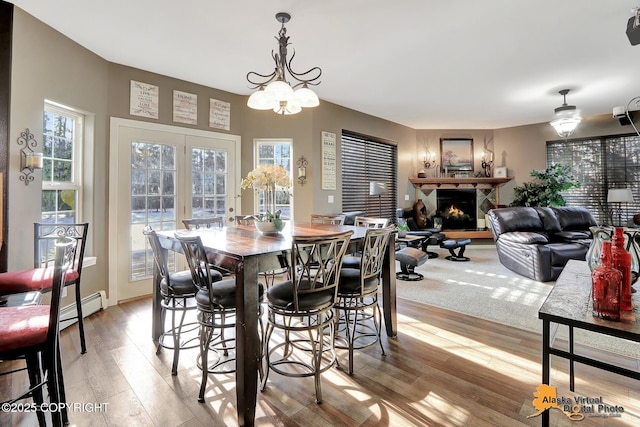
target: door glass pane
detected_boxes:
[191,147,227,219]
[130,141,177,280]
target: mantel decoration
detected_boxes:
[18,128,44,186]
[246,12,322,115]
[241,164,292,233]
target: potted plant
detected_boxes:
[240,164,292,233]
[510,163,580,207]
[397,219,409,238]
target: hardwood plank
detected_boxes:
[2,295,639,426]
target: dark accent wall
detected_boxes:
[0,2,12,272]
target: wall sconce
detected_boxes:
[423,151,438,170]
[481,150,494,177]
[297,155,308,186]
[18,128,44,186]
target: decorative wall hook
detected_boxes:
[18,128,43,186]
[297,155,308,186]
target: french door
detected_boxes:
[108,118,240,303]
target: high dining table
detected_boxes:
[154,221,398,427]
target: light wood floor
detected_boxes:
[2,295,639,426]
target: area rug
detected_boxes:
[396,245,640,359]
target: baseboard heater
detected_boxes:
[60,291,107,330]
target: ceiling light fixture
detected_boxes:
[550,89,581,138]
[624,96,640,136]
[246,12,322,115]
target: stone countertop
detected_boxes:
[539,260,639,339]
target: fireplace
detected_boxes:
[436,189,476,230]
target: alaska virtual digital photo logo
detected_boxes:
[528,384,625,421]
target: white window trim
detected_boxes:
[43,101,84,221]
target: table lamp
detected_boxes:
[369,181,387,217]
[607,188,634,226]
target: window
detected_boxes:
[547,133,640,224]
[42,103,83,224]
[190,147,227,219]
[341,131,398,220]
[255,139,292,219]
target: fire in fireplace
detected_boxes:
[436,189,476,230]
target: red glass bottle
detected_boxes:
[611,227,633,311]
[592,241,622,321]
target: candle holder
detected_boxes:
[18,128,43,186]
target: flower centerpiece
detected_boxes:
[240,164,292,233]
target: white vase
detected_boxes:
[255,220,284,234]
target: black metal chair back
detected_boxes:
[289,231,353,313]
[34,222,89,354]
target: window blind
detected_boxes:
[341,131,398,221]
[547,133,640,225]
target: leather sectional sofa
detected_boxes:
[486,206,597,282]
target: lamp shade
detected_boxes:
[550,116,581,138]
[247,88,275,110]
[294,86,320,107]
[607,188,634,203]
[369,181,386,196]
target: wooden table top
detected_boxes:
[159,221,365,258]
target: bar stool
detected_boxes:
[143,226,223,376]
[0,237,76,427]
[175,231,265,403]
[334,226,393,374]
[0,223,89,354]
[261,231,353,403]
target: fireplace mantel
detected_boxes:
[408,176,514,205]
[409,176,513,189]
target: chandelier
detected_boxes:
[246,12,322,115]
[550,89,581,138]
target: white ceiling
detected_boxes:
[9,0,640,129]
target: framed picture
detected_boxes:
[440,138,473,172]
[494,166,507,178]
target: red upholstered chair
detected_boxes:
[0,223,89,354]
[0,237,76,427]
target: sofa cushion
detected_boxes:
[534,207,562,232]
[553,230,591,241]
[488,207,544,235]
[499,231,549,244]
[552,207,597,231]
